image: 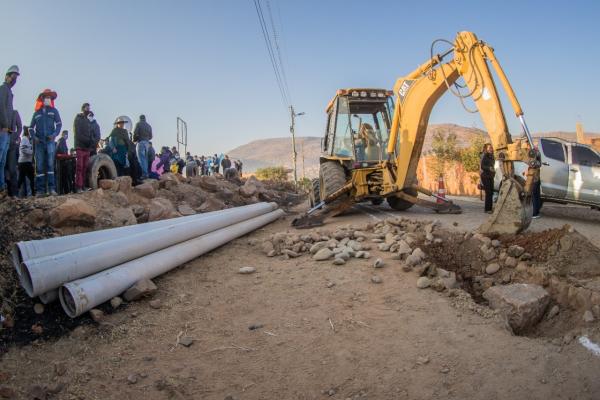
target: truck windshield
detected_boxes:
[332,97,393,161]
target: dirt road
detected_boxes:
[1,199,599,399]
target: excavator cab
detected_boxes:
[308,89,401,209]
[323,89,395,164]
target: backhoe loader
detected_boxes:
[292,31,541,235]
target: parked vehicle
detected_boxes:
[495,137,600,209]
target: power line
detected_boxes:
[266,0,292,104]
[252,0,291,108]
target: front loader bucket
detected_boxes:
[479,177,532,235]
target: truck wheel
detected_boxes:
[387,188,417,211]
[87,153,117,189]
[319,161,347,201]
[309,178,320,208]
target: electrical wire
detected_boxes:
[252,0,291,108]
[266,0,292,104]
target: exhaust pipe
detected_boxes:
[19,203,278,297]
[13,202,277,266]
[60,209,284,317]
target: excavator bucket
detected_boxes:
[479,177,532,235]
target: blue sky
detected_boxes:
[5,0,600,155]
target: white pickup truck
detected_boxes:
[495,137,600,209]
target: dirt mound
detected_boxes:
[267,215,600,340]
[499,226,600,279]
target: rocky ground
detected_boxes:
[0,197,599,399]
[0,173,302,347]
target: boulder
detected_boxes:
[239,181,259,198]
[485,263,500,275]
[115,176,133,194]
[159,172,180,184]
[111,207,138,226]
[483,284,550,333]
[177,203,196,216]
[507,245,525,258]
[99,179,117,191]
[313,248,334,261]
[49,198,97,227]
[195,175,219,192]
[123,278,157,301]
[147,198,178,221]
[133,182,157,199]
[198,196,226,213]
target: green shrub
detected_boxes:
[255,166,288,181]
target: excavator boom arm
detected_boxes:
[386,31,539,234]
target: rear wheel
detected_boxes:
[387,188,417,211]
[309,178,320,208]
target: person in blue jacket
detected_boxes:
[29,89,62,196]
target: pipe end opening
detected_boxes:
[58,286,78,318]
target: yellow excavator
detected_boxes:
[292,31,541,235]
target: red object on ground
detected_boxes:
[436,175,446,204]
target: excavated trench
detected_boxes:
[420,226,600,340]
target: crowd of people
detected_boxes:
[0,65,243,199]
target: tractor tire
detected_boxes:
[319,161,347,201]
[309,178,320,208]
[87,153,118,189]
[371,198,384,206]
[387,188,417,211]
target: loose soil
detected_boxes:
[0,203,599,399]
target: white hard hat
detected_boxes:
[6,65,19,76]
[114,116,128,124]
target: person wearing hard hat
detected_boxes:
[29,89,62,196]
[0,65,19,198]
[107,116,131,176]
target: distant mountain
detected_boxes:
[228,124,600,178]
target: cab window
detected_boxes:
[541,139,565,162]
[572,146,600,166]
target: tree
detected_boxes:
[460,134,486,173]
[255,166,288,181]
[460,134,486,185]
[430,130,460,179]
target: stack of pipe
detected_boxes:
[12,202,284,317]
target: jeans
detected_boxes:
[532,179,542,216]
[35,140,56,194]
[75,148,91,189]
[0,133,9,190]
[136,140,150,178]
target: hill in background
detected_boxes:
[228,123,600,178]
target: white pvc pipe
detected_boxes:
[60,209,284,317]
[19,203,278,297]
[13,202,276,266]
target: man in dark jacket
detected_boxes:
[221,154,232,170]
[73,103,94,192]
[0,65,19,198]
[30,89,62,196]
[89,111,101,155]
[133,115,152,179]
[4,110,22,197]
[479,143,495,213]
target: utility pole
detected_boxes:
[301,139,306,181]
[289,106,305,187]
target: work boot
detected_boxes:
[49,190,58,196]
[0,190,6,199]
